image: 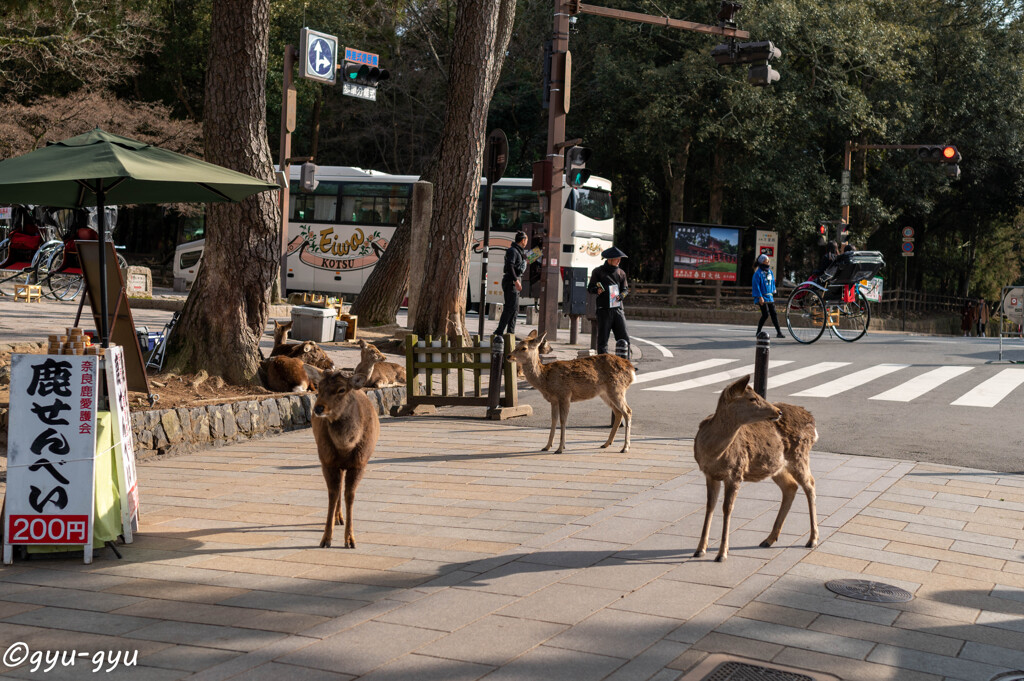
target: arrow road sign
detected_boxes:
[300,28,338,84]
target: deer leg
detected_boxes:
[320,465,341,548]
[600,395,621,449]
[342,466,365,548]
[335,471,345,526]
[555,399,570,453]
[618,399,632,453]
[761,470,798,547]
[792,468,819,548]
[695,477,720,558]
[543,401,557,451]
[716,480,741,562]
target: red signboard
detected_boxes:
[7,515,90,544]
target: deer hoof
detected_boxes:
[619,445,629,453]
[345,536,356,549]
[600,443,610,449]
[541,445,551,451]
[715,554,727,563]
[320,536,332,548]
[759,539,774,548]
[554,448,564,454]
[693,549,705,558]
[806,538,818,548]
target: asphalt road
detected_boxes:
[514,319,1024,473]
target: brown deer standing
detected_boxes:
[311,370,379,548]
[353,339,406,388]
[693,375,819,562]
[508,330,635,453]
[270,320,334,371]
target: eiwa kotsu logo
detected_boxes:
[287,226,389,271]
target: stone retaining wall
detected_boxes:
[1,387,406,462]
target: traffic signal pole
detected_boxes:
[538,1,749,341]
[278,45,298,301]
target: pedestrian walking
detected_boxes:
[753,253,785,338]
[494,231,528,338]
[960,299,977,337]
[977,298,989,337]
[588,246,630,355]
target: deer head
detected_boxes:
[718,375,782,425]
[313,370,360,419]
[509,330,545,365]
[358,339,387,364]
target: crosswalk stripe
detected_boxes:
[645,360,793,392]
[871,366,973,402]
[789,363,909,398]
[767,362,851,390]
[633,358,737,385]
[950,368,1024,407]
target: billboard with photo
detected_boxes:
[672,222,742,281]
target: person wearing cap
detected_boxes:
[588,246,631,355]
[495,230,529,337]
[753,252,785,338]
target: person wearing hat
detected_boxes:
[588,246,631,355]
[753,252,785,338]
[495,230,529,337]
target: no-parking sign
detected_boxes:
[1003,287,1024,323]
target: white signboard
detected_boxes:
[861,276,884,303]
[106,346,139,540]
[342,81,377,101]
[0,206,11,220]
[4,355,98,563]
[1002,287,1024,323]
[755,230,779,272]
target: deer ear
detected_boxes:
[525,330,538,341]
[358,339,367,348]
[533,333,547,347]
[303,342,314,352]
[726,375,750,397]
[539,341,552,354]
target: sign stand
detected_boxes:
[994,285,1024,364]
[3,348,140,565]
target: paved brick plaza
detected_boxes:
[0,418,1023,680]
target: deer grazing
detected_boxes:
[353,339,406,388]
[693,375,819,562]
[270,320,334,371]
[311,370,379,548]
[508,330,635,453]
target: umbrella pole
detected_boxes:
[98,181,109,348]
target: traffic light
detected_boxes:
[716,1,742,28]
[300,162,318,192]
[711,41,781,86]
[817,224,827,245]
[564,145,592,188]
[917,145,961,180]
[342,61,390,87]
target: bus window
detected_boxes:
[565,187,613,221]
[291,181,341,222]
[340,183,411,226]
[477,184,542,232]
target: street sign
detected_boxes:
[901,227,915,239]
[840,170,851,206]
[486,129,509,184]
[1002,287,1024,323]
[755,229,778,272]
[344,47,378,67]
[300,28,337,84]
[902,241,914,257]
[342,82,377,101]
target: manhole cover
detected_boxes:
[702,661,817,681]
[825,578,913,603]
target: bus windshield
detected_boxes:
[565,187,613,221]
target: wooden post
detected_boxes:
[405,335,418,399]
[455,335,465,397]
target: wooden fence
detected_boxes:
[403,333,530,418]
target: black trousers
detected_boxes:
[597,307,629,354]
[495,281,520,336]
[757,301,782,334]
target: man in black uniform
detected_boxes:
[495,231,528,337]
[588,246,630,355]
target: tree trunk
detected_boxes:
[413,0,515,338]
[351,221,410,325]
[164,0,279,385]
[663,134,691,284]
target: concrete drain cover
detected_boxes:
[679,655,840,681]
[825,578,913,603]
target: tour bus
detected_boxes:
[173,165,615,306]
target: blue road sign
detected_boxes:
[300,28,337,84]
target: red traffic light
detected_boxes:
[818,225,826,234]
[942,146,956,159]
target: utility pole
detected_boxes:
[537,1,750,340]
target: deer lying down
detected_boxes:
[312,370,379,548]
[353,339,406,388]
[508,330,634,453]
[693,375,819,562]
[260,356,322,393]
[270,320,334,371]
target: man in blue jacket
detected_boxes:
[753,253,785,338]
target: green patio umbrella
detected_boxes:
[0,128,278,346]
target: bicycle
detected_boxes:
[785,250,885,344]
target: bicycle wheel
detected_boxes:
[42,247,84,301]
[786,286,826,344]
[832,289,871,342]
